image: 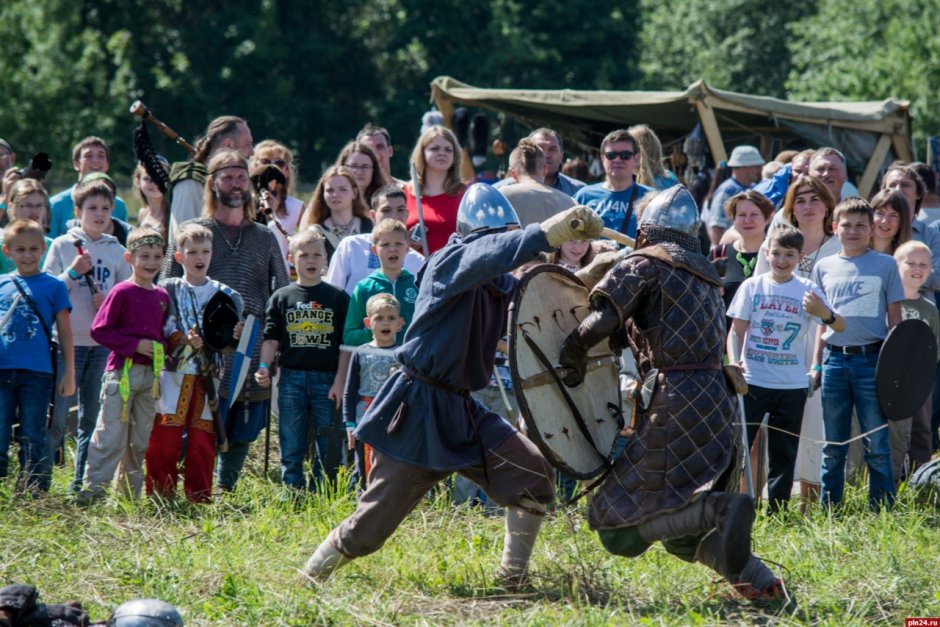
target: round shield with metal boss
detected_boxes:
[876,319,937,421]
[508,264,622,479]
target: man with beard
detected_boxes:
[160,149,288,491]
[559,186,790,604]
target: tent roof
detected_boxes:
[430,76,914,196]
[430,76,913,160]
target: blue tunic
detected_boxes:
[354,224,551,470]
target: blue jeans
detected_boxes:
[820,349,894,509]
[44,345,108,493]
[277,368,343,491]
[0,369,52,488]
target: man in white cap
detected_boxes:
[706,145,764,243]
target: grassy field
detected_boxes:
[1,442,939,626]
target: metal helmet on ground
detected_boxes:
[455,183,521,236]
[638,184,700,237]
[108,599,184,627]
[909,458,940,503]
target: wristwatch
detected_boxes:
[821,309,836,325]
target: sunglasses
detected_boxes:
[604,150,635,161]
[260,158,288,168]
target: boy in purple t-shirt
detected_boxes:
[77,228,170,503]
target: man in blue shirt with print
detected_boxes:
[574,129,652,241]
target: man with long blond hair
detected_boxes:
[160,149,288,492]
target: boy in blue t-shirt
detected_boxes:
[728,225,844,513]
[0,220,74,494]
[810,198,905,510]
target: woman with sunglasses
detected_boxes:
[574,129,653,241]
[250,140,305,273]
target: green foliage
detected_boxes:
[786,0,940,147]
[1,0,937,192]
[356,0,641,169]
[0,1,133,185]
[0,0,641,190]
[637,0,812,97]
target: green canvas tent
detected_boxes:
[430,76,914,197]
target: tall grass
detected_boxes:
[1,444,938,625]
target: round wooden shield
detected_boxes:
[876,319,937,421]
[508,264,622,479]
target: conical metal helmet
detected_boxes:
[455,183,521,236]
[108,599,184,627]
[638,184,700,237]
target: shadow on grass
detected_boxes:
[443,562,804,625]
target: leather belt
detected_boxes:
[395,367,488,483]
[401,367,470,397]
[826,341,883,355]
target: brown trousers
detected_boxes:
[334,432,555,558]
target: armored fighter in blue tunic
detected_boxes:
[301,183,605,584]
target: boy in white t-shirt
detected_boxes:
[727,225,845,513]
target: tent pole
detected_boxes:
[693,98,727,164]
[858,134,892,198]
[892,133,914,163]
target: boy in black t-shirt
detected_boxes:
[256,230,350,491]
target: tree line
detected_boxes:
[1,0,936,189]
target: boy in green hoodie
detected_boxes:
[343,220,417,347]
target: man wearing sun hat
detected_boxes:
[706,145,765,244]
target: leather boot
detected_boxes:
[696,533,792,606]
[300,530,349,582]
[495,505,544,587]
[638,492,754,575]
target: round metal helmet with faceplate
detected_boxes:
[455,183,521,236]
[638,184,700,237]
[108,599,184,627]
